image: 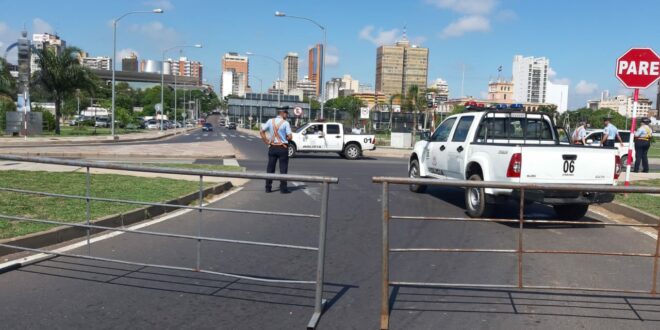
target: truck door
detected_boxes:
[445,116,475,179]
[426,117,457,177]
[325,124,344,151]
[300,124,324,151]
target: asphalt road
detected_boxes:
[1,118,659,329]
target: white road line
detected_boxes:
[0,187,244,270]
[195,137,201,140]
[290,181,320,201]
[590,207,657,239]
[230,135,237,138]
[221,134,227,137]
[223,159,240,166]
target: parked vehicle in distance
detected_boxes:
[202,123,213,131]
[94,117,109,128]
[408,107,621,220]
[145,120,160,130]
[288,122,377,160]
[219,119,226,126]
[583,130,634,167]
[185,122,194,128]
[227,122,237,130]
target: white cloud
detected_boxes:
[426,0,497,15]
[117,48,140,60]
[326,46,339,67]
[575,80,598,95]
[143,0,174,10]
[359,26,400,46]
[548,67,570,85]
[32,18,54,34]
[129,21,180,46]
[440,15,490,38]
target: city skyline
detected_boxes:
[1,0,659,109]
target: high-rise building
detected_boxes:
[308,44,324,97]
[325,74,360,100]
[168,56,203,84]
[375,34,429,97]
[586,94,652,118]
[81,56,112,70]
[290,76,317,101]
[546,81,569,113]
[512,55,549,104]
[221,52,249,93]
[283,52,299,94]
[122,53,138,72]
[31,33,66,72]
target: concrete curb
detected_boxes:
[601,201,659,226]
[0,128,200,147]
[0,181,233,257]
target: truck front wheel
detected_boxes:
[553,204,589,220]
[465,174,493,218]
[288,144,297,158]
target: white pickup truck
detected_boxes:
[288,122,376,160]
[408,110,621,220]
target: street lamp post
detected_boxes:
[112,8,163,139]
[245,52,281,106]
[249,75,264,126]
[160,44,202,133]
[275,11,326,120]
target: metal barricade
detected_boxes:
[0,154,338,329]
[373,176,660,330]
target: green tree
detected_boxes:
[0,58,17,131]
[31,46,96,134]
[324,96,364,125]
[388,94,402,132]
[405,85,425,141]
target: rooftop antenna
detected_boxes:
[402,24,408,40]
[497,65,503,81]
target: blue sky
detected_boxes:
[1,0,659,109]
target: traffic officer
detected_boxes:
[572,120,588,145]
[260,106,293,193]
[601,116,623,147]
[633,117,653,173]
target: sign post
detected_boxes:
[615,48,660,186]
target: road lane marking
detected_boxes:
[590,206,657,239]
[221,134,227,137]
[0,187,245,270]
[290,181,320,201]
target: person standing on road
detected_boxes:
[260,106,293,193]
[633,117,653,173]
[601,116,623,148]
[572,120,588,145]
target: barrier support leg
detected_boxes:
[307,182,330,330]
[196,175,203,271]
[380,182,390,330]
[85,166,91,255]
[518,188,525,289]
[652,218,660,295]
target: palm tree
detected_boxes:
[32,47,95,134]
[0,58,16,100]
[388,93,401,133]
[406,85,425,145]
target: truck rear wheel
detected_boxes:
[553,204,589,220]
[465,174,493,218]
[344,144,361,160]
[408,159,426,193]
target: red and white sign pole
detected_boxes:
[615,47,660,186]
[624,89,638,186]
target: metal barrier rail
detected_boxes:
[373,176,660,330]
[0,155,338,329]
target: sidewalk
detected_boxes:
[0,128,195,146]
[0,136,235,159]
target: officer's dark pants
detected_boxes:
[634,140,650,173]
[266,146,289,190]
[603,140,615,147]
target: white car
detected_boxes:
[408,109,620,220]
[583,130,635,167]
[145,120,160,130]
[288,122,376,160]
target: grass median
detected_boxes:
[615,179,660,217]
[0,170,217,239]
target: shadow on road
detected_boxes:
[388,285,660,323]
[423,186,606,229]
[17,256,355,311]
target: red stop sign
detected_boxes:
[615,48,660,88]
